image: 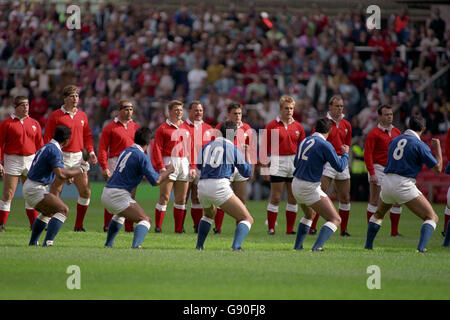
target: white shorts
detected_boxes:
[163,156,189,181]
[101,187,136,215]
[367,164,385,186]
[292,177,328,206]
[380,174,422,204]
[4,154,35,176]
[63,151,83,170]
[269,155,296,177]
[230,167,249,182]
[323,162,350,180]
[22,179,49,208]
[108,156,119,172]
[198,178,234,208]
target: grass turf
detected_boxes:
[0,182,449,300]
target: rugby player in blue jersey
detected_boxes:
[27,126,90,247]
[291,118,349,251]
[365,116,443,253]
[195,120,254,251]
[102,127,174,249]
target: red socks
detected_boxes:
[25,209,39,227]
[0,210,10,225]
[75,203,88,229]
[285,204,298,234]
[338,203,350,234]
[310,214,319,233]
[155,204,166,229]
[124,219,134,232]
[173,204,186,233]
[190,205,203,230]
[389,207,402,236]
[104,209,113,229]
[214,208,225,233]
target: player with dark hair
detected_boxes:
[310,95,352,236]
[181,101,214,233]
[292,118,349,251]
[364,105,403,236]
[151,100,191,233]
[195,120,253,251]
[213,102,255,234]
[261,95,306,235]
[365,116,442,253]
[0,96,43,231]
[102,127,174,248]
[27,126,89,247]
[43,85,97,232]
[98,99,140,233]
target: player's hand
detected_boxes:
[66,177,74,185]
[0,163,4,177]
[189,168,196,179]
[165,163,175,174]
[369,174,378,184]
[102,168,111,180]
[89,152,98,165]
[80,161,90,173]
[341,145,350,154]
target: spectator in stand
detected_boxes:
[395,8,410,45]
[428,8,446,44]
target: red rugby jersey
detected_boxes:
[215,121,256,164]
[151,119,186,171]
[181,119,214,169]
[0,114,43,160]
[43,106,94,153]
[364,124,401,175]
[98,118,140,170]
[262,117,305,157]
[326,113,352,156]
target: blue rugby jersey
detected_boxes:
[293,133,348,182]
[106,144,159,193]
[384,130,438,179]
[27,140,65,185]
[198,137,252,179]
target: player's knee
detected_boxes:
[270,195,282,205]
[333,215,342,226]
[247,216,254,225]
[60,204,69,215]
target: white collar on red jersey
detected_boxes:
[50,139,62,151]
[131,143,144,153]
[186,118,203,127]
[312,132,326,141]
[11,113,28,121]
[166,119,181,128]
[326,112,344,123]
[404,129,421,141]
[114,117,132,127]
[377,123,394,132]
[61,105,78,115]
[276,116,295,125]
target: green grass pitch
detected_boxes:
[0,182,449,300]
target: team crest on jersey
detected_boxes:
[295,130,300,136]
[32,125,36,132]
[345,129,348,134]
[81,120,85,126]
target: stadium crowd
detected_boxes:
[0,1,449,189]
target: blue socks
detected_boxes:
[417,220,436,252]
[105,215,124,247]
[231,221,251,250]
[444,220,450,247]
[132,221,150,248]
[312,222,337,251]
[196,216,213,249]
[365,216,382,250]
[29,214,50,245]
[43,213,66,246]
[294,218,312,250]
